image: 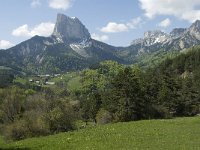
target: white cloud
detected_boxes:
[49,0,73,10]
[31,0,41,7]
[127,17,142,29]
[29,22,55,36]
[91,33,109,42]
[101,17,142,33]
[0,40,14,49]
[101,22,128,33]
[12,22,55,37]
[158,18,171,28]
[12,24,30,37]
[139,0,200,22]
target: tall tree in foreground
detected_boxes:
[102,66,146,122]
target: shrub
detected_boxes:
[45,100,77,133]
[23,110,50,137]
[96,109,113,124]
[1,86,25,123]
[3,119,29,141]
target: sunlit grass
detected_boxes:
[1,117,200,150]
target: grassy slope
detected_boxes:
[67,76,81,91]
[49,72,81,91]
[1,117,200,150]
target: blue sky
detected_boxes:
[0,0,200,49]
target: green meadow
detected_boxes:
[1,117,200,150]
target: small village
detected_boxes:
[28,74,62,86]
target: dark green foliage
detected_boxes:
[79,46,200,123]
[102,67,146,121]
[1,45,200,142]
[0,67,15,88]
[145,46,200,117]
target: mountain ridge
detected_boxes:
[130,20,200,51]
[0,14,122,74]
[0,14,200,74]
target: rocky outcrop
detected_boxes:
[52,14,91,43]
[130,20,200,52]
[170,28,186,39]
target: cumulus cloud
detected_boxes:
[127,17,142,29]
[139,0,200,22]
[101,17,142,33]
[29,22,55,36]
[91,33,109,42]
[12,22,55,37]
[0,40,14,49]
[12,24,30,37]
[31,0,41,7]
[158,18,171,28]
[49,0,73,10]
[101,22,128,33]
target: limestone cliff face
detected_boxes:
[188,20,200,41]
[52,14,91,43]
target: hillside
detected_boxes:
[0,14,123,74]
[158,45,200,76]
[0,14,200,74]
[1,117,200,150]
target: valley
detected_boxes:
[0,2,200,149]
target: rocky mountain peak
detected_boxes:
[190,20,200,30]
[52,14,91,43]
[142,30,169,46]
[170,28,186,38]
[188,20,200,40]
[144,30,166,39]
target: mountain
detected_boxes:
[170,28,186,38]
[131,20,200,52]
[52,14,90,43]
[118,20,200,65]
[0,14,122,74]
[0,14,200,74]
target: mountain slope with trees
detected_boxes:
[0,14,200,74]
[0,46,200,141]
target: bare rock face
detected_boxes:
[52,14,91,43]
[143,30,169,46]
[188,20,200,41]
[129,20,200,53]
[170,28,186,39]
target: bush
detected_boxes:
[23,110,50,137]
[3,119,29,141]
[1,91,79,141]
[148,105,173,119]
[45,100,77,133]
[1,86,25,123]
[96,109,113,124]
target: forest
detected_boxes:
[0,46,200,141]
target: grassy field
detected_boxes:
[0,117,200,150]
[49,72,81,91]
[67,76,81,91]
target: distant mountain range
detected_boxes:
[0,14,200,74]
[119,20,200,62]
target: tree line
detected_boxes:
[0,46,200,141]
